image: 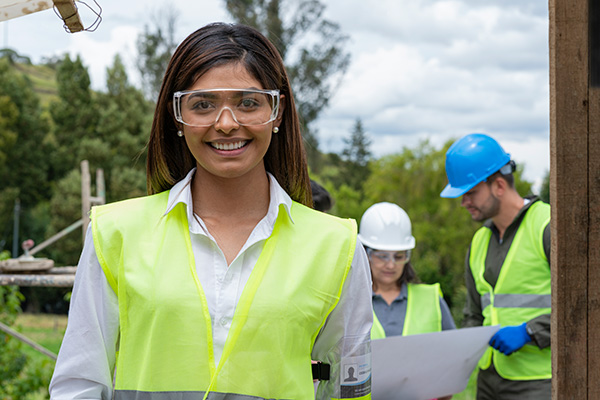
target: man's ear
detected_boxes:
[492,176,508,197]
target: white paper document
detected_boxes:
[371,325,500,400]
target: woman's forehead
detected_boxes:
[188,63,262,91]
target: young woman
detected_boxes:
[49,23,372,400]
[358,202,455,338]
[359,202,455,400]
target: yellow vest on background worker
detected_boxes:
[371,283,443,339]
[469,201,551,380]
[92,191,358,399]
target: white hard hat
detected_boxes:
[358,202,416,251]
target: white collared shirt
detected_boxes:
[49,170,373,399]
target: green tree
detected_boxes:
[539,170,550,203]
[95,54,151,201]
[355,139,534,325]
[49,54,98,181]
[136,6,179,101]
[46,169,84,267]
[341,118,372,192]
[45,55,151,267]
[225,0,351,171]
[0,251,53,398]
[0,57,52,253]
[0,95,18,168]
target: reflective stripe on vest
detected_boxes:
[115,390,287,400]
[469,200,551,380]
[92,192,357,399]
[371,283,442,340]
[489,293,551,309]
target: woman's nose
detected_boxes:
[213,107,240,133]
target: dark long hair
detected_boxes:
[146,22,312,206]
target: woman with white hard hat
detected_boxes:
[359,203,456,400]
[358,202,456,339]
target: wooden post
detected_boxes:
[81,160,105,240]
[95,168,105,205]
[549,0,600,397]
[588,1,600,398]
[51,0,83,33]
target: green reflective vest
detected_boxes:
[469,200,551,380]
[92,190,361,399]
[371,283,442,340]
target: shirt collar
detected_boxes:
[372,283,408,302]
[484,195,540,232]
[164,168,294,233]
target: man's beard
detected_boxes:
[472,193,501,222]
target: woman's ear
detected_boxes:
[275,94,286,125]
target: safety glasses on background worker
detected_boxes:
[173,88,281,127]
[367,248,411,265]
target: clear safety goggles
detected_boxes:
[173,88,280,127]
[367,249,411,264]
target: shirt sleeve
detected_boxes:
[439,296,456,330]
[312,240,373,400]
[462,246,484,328]
[543,222,551,265]
[526,314,551,349]
[49,225,119,400]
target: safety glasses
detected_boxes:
[367,249,410,264]
[173,88,280,127]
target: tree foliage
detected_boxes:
[41,54,151,268]
[224,0,351,171]
[136,6,179,101]
[0,57,52,255]
[341,118,372,192]
[0,251,52,398]
[49,54,98,181]
[539,170,550,204]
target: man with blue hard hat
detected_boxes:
[441,133,551,399]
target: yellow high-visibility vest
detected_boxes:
[92,190,360,399]
[371,283,442,339]
[470,201,551,380]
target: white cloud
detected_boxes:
[65,25,141,89]
[316,0,549,187]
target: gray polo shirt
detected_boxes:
[372,283,456,337]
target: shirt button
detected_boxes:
[220,318,228,327]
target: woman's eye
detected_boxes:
[239,98,260,109]
[190,100,214,111]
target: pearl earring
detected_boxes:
[273,127,279,134]
[177,130,183,137]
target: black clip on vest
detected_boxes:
[312,362,330,381]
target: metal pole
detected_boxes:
[12,198,20,258]
[0,321,57,360]
[96,168,105,204]
[29,219,84,257]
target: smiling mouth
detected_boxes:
[210,141,249,151]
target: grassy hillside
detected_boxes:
[1,49,59,108]
[13,61,59,108]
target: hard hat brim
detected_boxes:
[440,182,478,198]
[358,234,416,251]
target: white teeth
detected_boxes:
[211,141,247,151]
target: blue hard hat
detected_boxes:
[440,133,511,198]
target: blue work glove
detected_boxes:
[489,322,531,355]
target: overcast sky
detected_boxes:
[0,0,550,190]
